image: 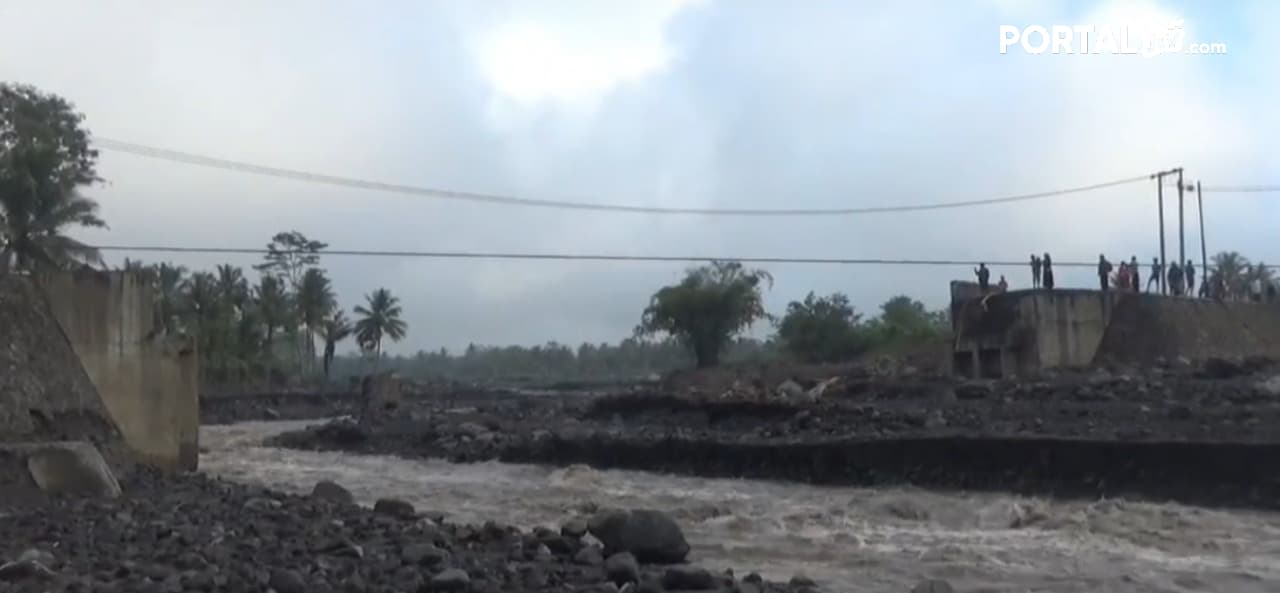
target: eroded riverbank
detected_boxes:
[201,420,1280,593]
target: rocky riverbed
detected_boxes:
[0,469,819,593]
[270,360,1280,509]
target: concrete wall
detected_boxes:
[37,270,199,471]
[954,287,1280,377]
[0,275,125,468]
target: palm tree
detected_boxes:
[353,288,408,363]
[254,274,291,361]
[1211,251,1250,299]
[154,263,187,334]
[297,268,336,374]
[320,310,352,381]
[0,83,106,273]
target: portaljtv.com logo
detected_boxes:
[999,20,1227,57]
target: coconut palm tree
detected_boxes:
[297,268,335,373]
[320,310,352,381]
[154,263,187,334]
[353,288,408,363]
[0,83,106,273]
[254,274,291,358]
[1210,251,1250,299]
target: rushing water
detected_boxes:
[201,420,1280,592]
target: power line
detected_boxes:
[95,137,1152,216]
[1202,185,1280,193]
[92,244,1123,268]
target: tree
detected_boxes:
[297,267,336,372]
[864,295,949,347]
[353,288,408,362]
[320,310,352,381]
[776,291,868,363]
[635,261,772,368]
[0,83,106,272]
[1210,251,1250,297]
[153,263,188,335]
[254,230,327,290]
[254,274,292,367]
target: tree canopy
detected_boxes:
[0,83,106,272]
[776,291,868,363]
[636,261,773,368]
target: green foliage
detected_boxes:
[776,292,868,363]
[253,230,327,289]
[0,83,106,272]
[866,295,948,342]
[636,261,772,368]
[321,310,353,380]
[354,288,408,359]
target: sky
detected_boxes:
[1,0,1276,354]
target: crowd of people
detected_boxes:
[970,254,1278,303]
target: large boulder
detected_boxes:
[361,372,402,414]
[0,441,121,498]
[588,509,690,563]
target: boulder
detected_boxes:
[0,441,121,498]
[589,509,690,563]
[662,565,716,590]
[604,552,640,585]
[311,480,354,504]
[428,568,470,592]
[373,497,416,519]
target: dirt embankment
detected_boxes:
[273,358,1280,510]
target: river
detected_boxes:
[201,420,1280,592]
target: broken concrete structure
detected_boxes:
[950,282,1280,377]
[36,269,199,471]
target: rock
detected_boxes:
[1256,375,1280,396]
[0,560,56,581]
[457,422,489,439]
[776,379,805,399]
[428,568,470,592]
[311,480,355,504]
[268,568,306,593]
[806,377,840,399]
[1202,357,1245,379]
[789,574,818,588]
[634,579,664,593]
[604,552,640,586]
[16,549,54,566]
[2,441,123,497]
[954,381,991,400]
[402,543,448,566]
[912,579,955,593]
[562,517,589,538]
[373,497,416,519]
[1168,405,1193,420]
[588,509,690,563]
[662,565,716,590]
[264,407,282,420]
[574,545,604,566]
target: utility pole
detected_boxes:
[1177,168,1186,278]
[1197,180,1207,287]
[1151,168,1179,295]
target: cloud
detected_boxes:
[1,0,1275,353]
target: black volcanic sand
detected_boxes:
[199,389,569,425]
[0,471,810,593]
[271,360,1280,510]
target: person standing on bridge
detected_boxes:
[1097,255,1113,292]
[1147,257,1162,293]
[1168,261,1184,296]
[1042,253,1055,290]
[1130,256,1141,293]
[975,263,991,293]
[1030,254,1042,288]
[998,275,1008,292]
[1185,260,1196,298]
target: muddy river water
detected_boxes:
[201,420,1280,592]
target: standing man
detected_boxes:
[1185,260,1196,298]
[1147,257,1162,293]
[1030,254,1042,288]
[1168,261,1184,296]
[1042,253,1055,290]
[975,263,991,293]
[1097,255,1113,292]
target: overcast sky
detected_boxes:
[2,0,1276,353]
